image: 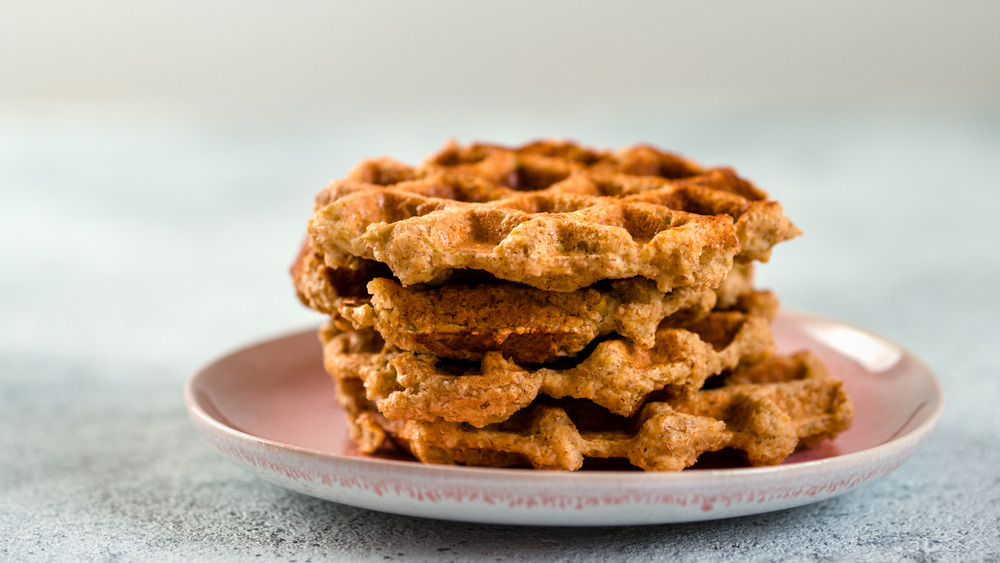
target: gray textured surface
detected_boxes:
[2,106,999,561]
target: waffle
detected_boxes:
[342,275,734,363]
[320,300,776,427]
[307,140,800,292]
[295,235,758,361]
[328,347,852,471]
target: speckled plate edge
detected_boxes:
[185,312,943,526]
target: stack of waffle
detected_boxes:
[291,140,853,471]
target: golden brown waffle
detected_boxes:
[339,140,706,198]
[320,300,777,427]
[697,351,853,451]
[340,276,719,363]
[307,140,800,292]
[327,345,852,471]
[295,233,758,361]
[310,188,739,293]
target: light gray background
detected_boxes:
[2,2,999,561]
[3,0,999,108]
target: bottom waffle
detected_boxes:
[322,328,853,471]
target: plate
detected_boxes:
[185,312,942,526]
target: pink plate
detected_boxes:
[185,312,942,526]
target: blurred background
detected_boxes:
[1,0,998,376]
[3,0,998,108]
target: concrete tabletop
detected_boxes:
[1,106,997,561]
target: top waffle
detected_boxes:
[307,140,801,292]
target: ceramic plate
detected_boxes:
[185,312,942,526]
